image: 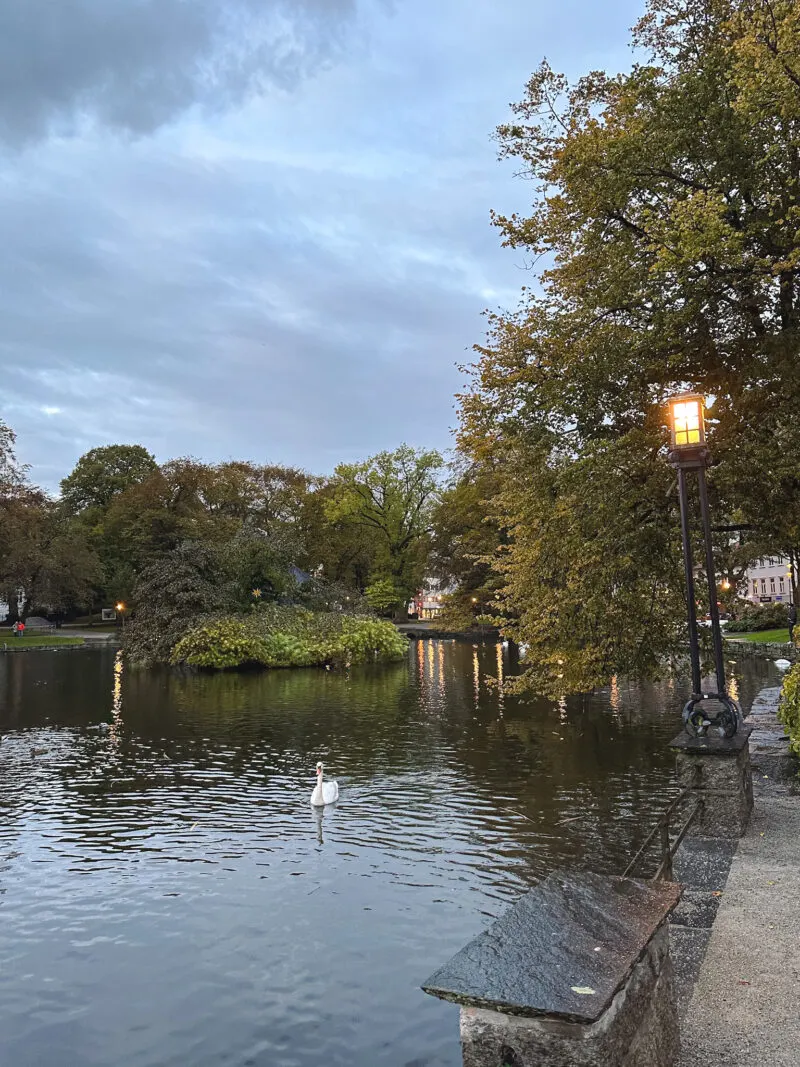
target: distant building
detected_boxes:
[744,555,794,605]
[410,578,454,619]
[0,600,7,622]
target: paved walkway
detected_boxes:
[60,628,119,642]
[679,686,800,1066]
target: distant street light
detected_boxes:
[116,602,126,630]
[667,393,740,738]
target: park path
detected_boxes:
[60,628,119,642]
[679,686,800,1066]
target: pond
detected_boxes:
[0,642,779,1067]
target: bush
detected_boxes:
[169,606,409,671]
[365,576,404,615]
[170,618,270,669]
[778,663,800,758]
[725,603,789,632]
[339,616,409,662]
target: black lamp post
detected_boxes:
[667,394,740,738]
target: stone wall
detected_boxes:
[723,639,797,661]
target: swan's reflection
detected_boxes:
[311,800,337,844]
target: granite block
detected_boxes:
[458,927,679,1067]
[422,872,681,1025]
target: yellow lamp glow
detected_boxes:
[116,602,125,612]
[669,394,706,450]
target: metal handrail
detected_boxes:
[623,768,703,882]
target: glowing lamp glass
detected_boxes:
[669,395,705,449]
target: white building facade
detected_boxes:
[744,555,794,606]
[410,578,455,619]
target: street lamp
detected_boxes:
[667,393,740,738]
[116,602,126,630]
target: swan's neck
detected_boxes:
[316,771,323,800]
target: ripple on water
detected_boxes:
[0,644,780,1067]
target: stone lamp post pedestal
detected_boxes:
[670,724,754,838]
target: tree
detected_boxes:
[0,490,101,618]
[0,420,100,617]
[460,0,800,692]
[430,460,505,626]
[123,541,227,665]
[60,444,158,514]
[0,417,28,495]
[58,444,159,608]
[325,445,443,614]
[365,576,404,615]
[302,480,381,592]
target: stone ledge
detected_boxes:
[422,872,680,1025]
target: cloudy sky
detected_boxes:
[1,0,641,490]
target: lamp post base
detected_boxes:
[682,693,741,739]
[670,726,754,838]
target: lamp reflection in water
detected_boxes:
[609,675,621,718]
[558,695,568,726]
[472,647,480,706]
[728,671,740,705]
[108,649,124,747]
[495,643,505,715]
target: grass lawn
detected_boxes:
[0,634,85,648]
[727,628,791,644]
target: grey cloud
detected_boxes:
[0,0,359,144]
[0,0,638,490]
[0,131,490,484]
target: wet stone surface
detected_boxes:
[672,837,737,892]
[670,725,753,754]
[422,872,681,1024]
[671,889,722,930]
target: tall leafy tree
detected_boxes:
[0,490,101,618]
[59,444,159,606]
[460,0,800,692]
[430,460,505,624]
[60,444,158,514]
[325,445,443,614]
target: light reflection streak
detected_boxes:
[610,675,621,717]
[728,673,740,703]
[108,650,124,748]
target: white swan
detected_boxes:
[310,761,339,806]
[774,658,792,671]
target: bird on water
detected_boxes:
[310,761,339,806]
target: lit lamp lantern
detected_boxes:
[669,394,706,452]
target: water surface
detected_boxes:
[0,642,778,1066]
